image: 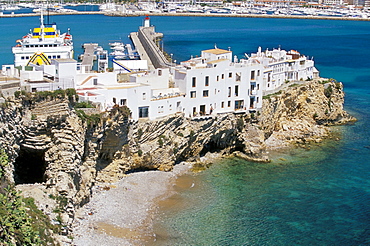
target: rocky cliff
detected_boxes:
[259,79,355,148]
[0,79,355,244]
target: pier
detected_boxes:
[130,32,155,70]
[130,17,172,70]
[81,43,98,72]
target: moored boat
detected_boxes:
[12,10,73,67]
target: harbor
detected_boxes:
[1,10,370,21]
[1,1,370,21]
[0,8,369,246]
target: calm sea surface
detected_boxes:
[1,15,369,245]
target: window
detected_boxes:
[120,99,127,106]
[205,76,209,86]
[158,69,162,76]
[200,105,205,115]
[216,75,219,81]
[228,87,231,97]
[257,84,260,90]
[192,77,196,87]
[143,92,146,100]
[190,91,196,98]
[203,90,209,97]
[228,101,231,107]
[251,70,255,80]
[113,97,116,104]
[229,72,232,78]
[257,70,260,76]
[235,85,239,97]
[236,72,241,82]
[221,74,224,79]
[221,102,224,108]
[235,100,244,110]
[139,106,149,118]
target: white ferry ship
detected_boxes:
[12,11,73,67]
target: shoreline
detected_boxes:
[71,162,193,245]
[1,11,370,21]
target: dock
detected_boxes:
[125,44,136,60]
[81,43,98,72]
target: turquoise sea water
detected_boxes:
[1,15,369,245]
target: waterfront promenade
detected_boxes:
[1,11,370,21]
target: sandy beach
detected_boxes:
[71,163,193,245]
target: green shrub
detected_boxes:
[236,117,244,131]
[158,138,164,148]
[75,110,101,127]
[137,149,143,157]
[137,128,143,139]
[74,101,94,108]
[324,85,333,98]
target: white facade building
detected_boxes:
[174,48,264,117]
[248,47,318,92]
[6,45,317,121]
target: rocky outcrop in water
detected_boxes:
[0,79,355,243]
[259,79,355,149]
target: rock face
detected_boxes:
[0,99,93,237]
[93,113,267,183]
[259,80,356,148]
[0,79,355,242]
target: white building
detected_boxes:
[248,47,318,92]
[173,48,264,117]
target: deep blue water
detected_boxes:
[0,15,369,245]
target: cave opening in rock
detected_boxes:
[199,140,223,157]
[14,146,47,184]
